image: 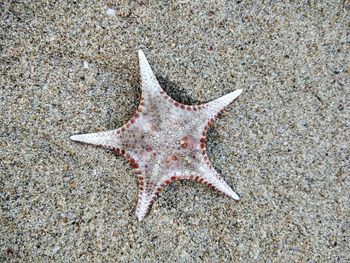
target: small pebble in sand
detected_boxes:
[106,8,116,17]
[83,61,89,69]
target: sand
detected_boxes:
[1,1,349,262]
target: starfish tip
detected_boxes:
[136,212,146,222]
[138,49,145,58]
[230,89,243,99]
[227,190,240,200]
[232,193,240,200]
[70,135,80,141]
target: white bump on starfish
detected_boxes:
[71,49,243,221]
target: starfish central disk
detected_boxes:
[71,50,242,221]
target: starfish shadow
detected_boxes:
[157,76,202,105]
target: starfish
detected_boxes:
[70,50,243,221]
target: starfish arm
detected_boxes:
[135,189,155,221]
[202,89,243,120]
[138,50,164,96]
[196,165,239,200]
[135,178,162,221]
[134,166,239,221]
[135,170,195,221]
[70,130,120,149]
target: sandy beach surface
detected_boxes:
[1,1,349,262]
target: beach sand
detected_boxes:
[1,1,349,261]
